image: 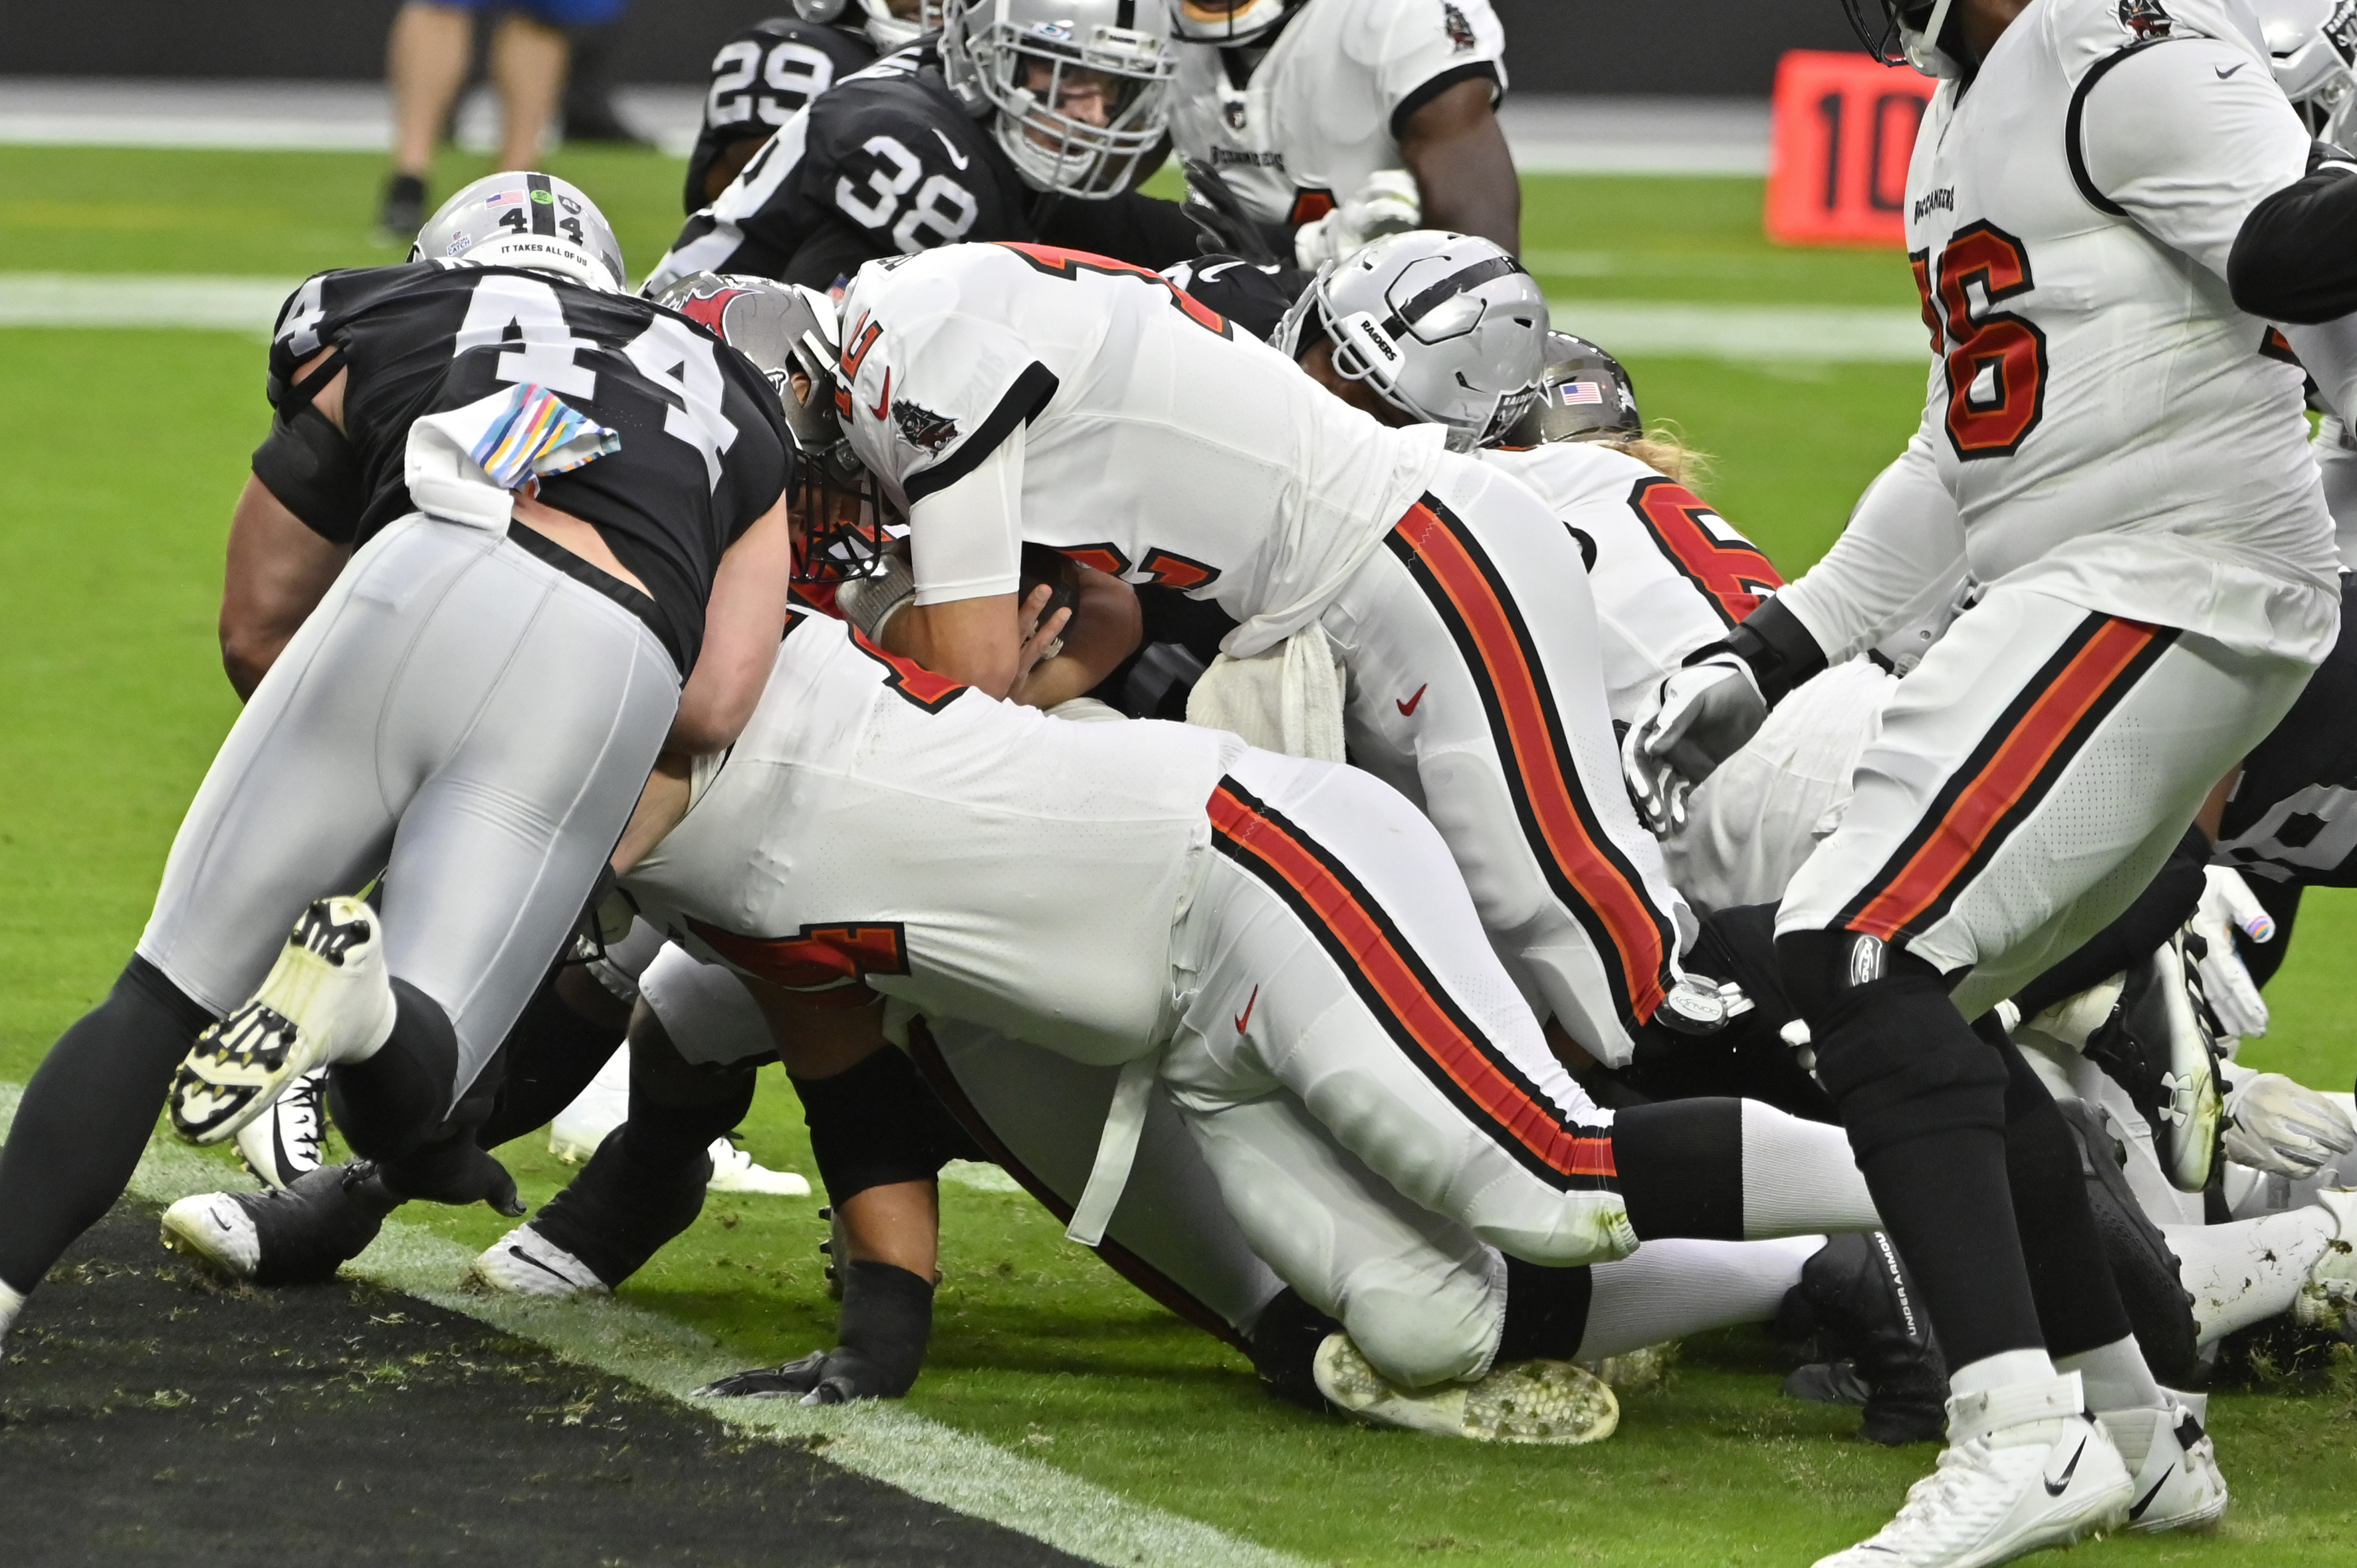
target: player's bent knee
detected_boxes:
[1337,1260,1500,1390]
[793,1046,953,1206]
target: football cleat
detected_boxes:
[159,1161,393,1286]
[2081,936,2224,1193]
[2293,1186,2357,1338]
[0,1279,23,1362]
[234,1066,328,1188]
[706,1138,811,1196]
[466,1222,610,1299]
[1813,1372,2132,1568]
[380,173,427,241]
[2054,1101,2201,1385]
[171,897,394,1146]
[1779,1232,1948,1445]
[2098,1396,2228,1533]
[1312,1333,1619,1445]
[552,1067,808,1194]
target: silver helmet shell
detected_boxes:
[655,272,887,580]
[1166,0,1291,44]
[1498,332,1642,447]
[790,0,931,51]
[1274,229,1549,452]
[2258,0,2357,144]
[409,171,627,293]
[941,0,1177,197]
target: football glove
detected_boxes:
[1621,656,1767,836]
[2189,865,2273,1041]
[1293,170,1421,270]
[2221,1068,2355,1179]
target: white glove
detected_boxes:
[1293,170,1421,270]
[2221,1069,2356,1178]
[2190,865,2274,1040]
[1621,657,1767,836]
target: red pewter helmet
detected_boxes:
[655,272,888,581]
[941,0,1177,197]
[1499,332,1642,447]
[2258,0,2357,144]
[1274,229,1549,452]
[1166,0,1291,44]
[411,171,627,293]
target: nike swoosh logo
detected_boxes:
[931,127,972,169]
[866,366,891,422]
[1234,984,1258,1035]
[2044,1438,2086,1497]
[1396,684,1428,717]
[508,1247,579,1286]
[2128,1472,2170,1520]
[2215,62,2245,78]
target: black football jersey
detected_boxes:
[652,41,1202,293]
[2215,576,2357,893]
[685,17,876,215]
[265,262,792,672]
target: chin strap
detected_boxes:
[1905,0,1962,76]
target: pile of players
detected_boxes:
[10,1,2357,1565]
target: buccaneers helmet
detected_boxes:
[1498,332,1642,447]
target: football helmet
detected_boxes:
[655,273,888,582]
[1166,0,1293,45]
[2258,0,2357,144]
[1273,230,1548,451]
[1841,0,1965,78]
[410,171,627,294]
[792,0,931,50]
[1498,332,1642,447]
[941,0,1177,197]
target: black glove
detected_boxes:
[694,1260,934,1404]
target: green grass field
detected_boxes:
[3,144,2355,1565]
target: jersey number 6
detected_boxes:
[1914,221,2048,460]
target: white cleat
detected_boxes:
[159,1191,263,1280]
[1313,1333,1619,1444]
[171,897,395,1146]
[2294,1187,2357,1337]
[1814,1372,2132,1568]
[234,1066,328,1188]
[705,1139,811,1196]
[2099,1395,2228,1533]
[466,1224,609,1299]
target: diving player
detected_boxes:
[0,172,797,1359]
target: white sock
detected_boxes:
[2164,1205,2337,1345]
[1574,1236,1826,1362]
[1950,1347,2057,1401]
[1739,1101,1882,1238]
[2056,1335,2164,1413]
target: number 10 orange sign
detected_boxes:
[1764,50,1936,249]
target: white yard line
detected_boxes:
[0,272,1931,363]
[0,1083,1302,1568]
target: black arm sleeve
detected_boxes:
[1034,190,1204,270]
[2227,160,2357,325]
[1706,595,1829,707]
[249,403,365,543]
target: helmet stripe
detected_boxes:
[525,171,556,235]
[1379,254,1527,340]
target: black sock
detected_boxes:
[625,1064,756,1167]
[1497,1258,1595,1362]
[1611,1098,1743,1240]
[834,1259,935,1398]
[1248,1288,1342,1409]
[474,972,625,1150]
[0,958,211,1293]
[326,979,456,1161]
[1983,1017,2134,1358]
[1816,976,2043,1371]
[526,1079,745,1287]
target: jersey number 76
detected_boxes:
[1912,221,2048,460]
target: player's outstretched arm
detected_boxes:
[1399,76,1519,255]
[219,475,351,701]
[670,495,796,754]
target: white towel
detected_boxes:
[1184,621,1347,761]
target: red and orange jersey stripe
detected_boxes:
[1844,615,2176,942]
[1385,497,1678,1022]
[1208,776,1619,1192]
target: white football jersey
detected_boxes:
[836,241,1446,655]
[1899,0,2337,659]
[624,611,1247,1065]
[1167,0,1508,226]
[1480,441,1781,726]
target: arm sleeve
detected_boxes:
[2283,310,2357,419]
[908,429,1025,606]
[1775,423,1969,665]
[2074,36,2312,284]
[2228,158,2357,323]
[1363,0,1508,142]
[1036,190,1204,270]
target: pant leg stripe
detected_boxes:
[1843,615,2177,942]
[1207,776,1619,1192]
[1383,496,1678,1023]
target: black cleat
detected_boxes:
[160,1161,398,1286]
[2054,1100,2201,1384]
[524,1125,711,1290]
[1779,1233,1948,1444]
[2081,938,2224,1192]
[380,173,427,241]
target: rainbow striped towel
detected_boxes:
[469,383,619,490]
